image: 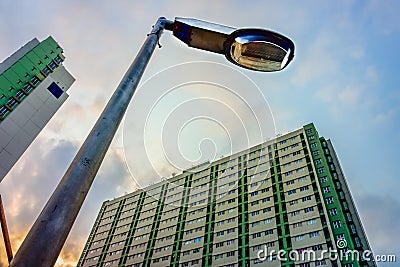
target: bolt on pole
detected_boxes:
[9,17,173,267]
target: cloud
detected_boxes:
[356,193,400,263]
[0,135,133,266]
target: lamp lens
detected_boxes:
[230,39,290,71]
[225,29,294,72]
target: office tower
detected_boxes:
[78,123,375,267]
[0,36,75,182]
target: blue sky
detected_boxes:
[0,1,399,266]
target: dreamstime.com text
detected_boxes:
[257,245,396,263]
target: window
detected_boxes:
[47,82,63,99]
[41,66,51,76]
[323,186,330,193]
[309,231,320,238]
[291,210,300,217]
[307,219,317,225]
[226,251,235,257]
[227,228,235,234]
[250,191,258,196]
[250,182,258,187]
[261,188,269,193]
[0,106,9,116]
[293,222,302,228]
[265,229,273,235]
[304,207,314,213]
[216,231,224,236]
[6,98,17,108]
[346,213,353,221]
[284,171,293,176]
[312,150,320,156]
[320,176,328,183]
[227,198,235,203]
[183,251,190,256]
[312,244,323,251]
[295,235,305,241]
[326,197,334,204]
[315,259,327,266]
[329,208,337,216]
[315,158,322,164]
[333,220,342,228]
[214,254,223,260]
[263,207,271,213]
[293,150,301,156]
[251,200,259,206]
[226,239,235,245]
[216,242,224,248]
[262,197,270,203]
[317,167,324,173]
[302,196,312,202]
[264,218,272,224]
[252,232,261,238]
[48,61,57,70]
[253,245,262,251]
[300,185,309,191]
[286,180,295,185]
[251,211,260,216]
[310,143,317,148]
[287,189,296,195]
[336,234,345,241]
[15,89,26,100]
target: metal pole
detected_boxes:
[0,194,13,263]
[9,17,173,267]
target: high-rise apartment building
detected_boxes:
[78,123,375,267]
[0,36,75,182]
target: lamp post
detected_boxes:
[9,17,294,267]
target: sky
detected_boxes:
[0,0,399,266]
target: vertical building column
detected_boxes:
[237,155,250,267]
[96,199,126,267]
[118,190,146,266]
[143,183,168,267]
[269,144,293,266]
[77,203,107,266]
[171,174,194,266]
[201,165,218,266]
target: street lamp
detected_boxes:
[9,17,294,267]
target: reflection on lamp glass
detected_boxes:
[229,37,290,72]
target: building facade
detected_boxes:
[0,36,75,182]
[78,123,375,267]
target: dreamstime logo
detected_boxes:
[336,238,347,249]
[122,61,276,203]
[257,239,397,263]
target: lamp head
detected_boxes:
[172,18,295,72]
